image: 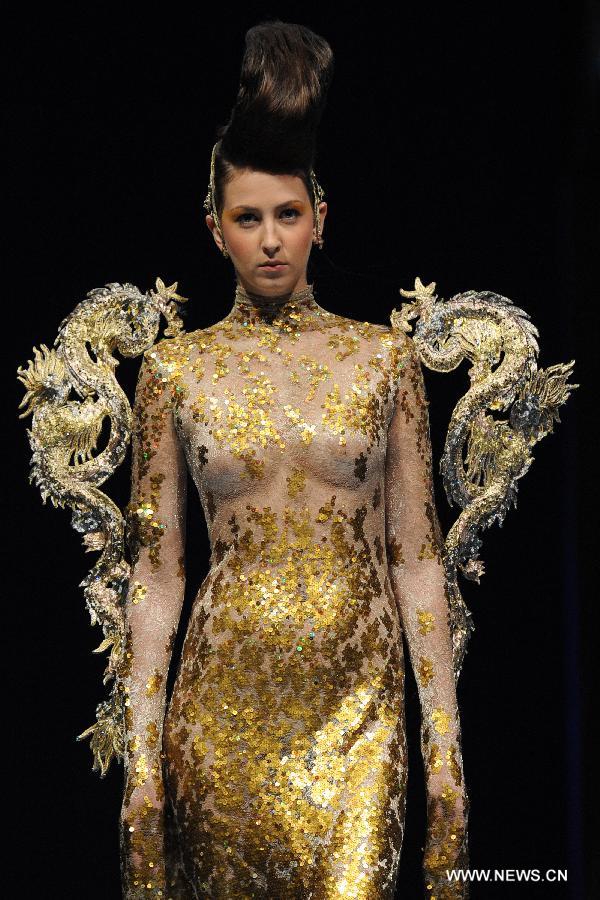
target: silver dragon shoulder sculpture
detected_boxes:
[390,276,578,680]
[16,277,188,776]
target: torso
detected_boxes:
[160,283,410,897]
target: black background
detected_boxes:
[6,4,597,898]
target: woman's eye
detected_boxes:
[235,208,300,225]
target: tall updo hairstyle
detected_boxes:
[208,20,334,267]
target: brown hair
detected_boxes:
[212,19,334,220]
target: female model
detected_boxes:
[19,16,574,900]
[17,14,578,900]
[118,21,469,899]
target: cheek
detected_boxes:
[288,217,314,251]
[225,229,255,260]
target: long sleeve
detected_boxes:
[119,344,187,898]
[385,334,470,899]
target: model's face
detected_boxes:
[206,168,327,298]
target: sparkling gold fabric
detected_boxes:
[119,281,469,899]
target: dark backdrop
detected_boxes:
[6,4,596,899]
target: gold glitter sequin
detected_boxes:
[418,655,435,688]
[130,581,147,605]
[286,466,306,498]
[432,708,452,736]
[418,608,437,635]
[145,669,164,698]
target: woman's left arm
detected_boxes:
[385,334,470,899]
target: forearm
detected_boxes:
[392,562,470,896]
[395,563,465,769]
[118,566,185,898]
[121,569,184,782]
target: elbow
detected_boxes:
[128,556,186,594]
[388,556,449,619]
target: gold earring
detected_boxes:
[221,245,229,259]
[309,168,325,250]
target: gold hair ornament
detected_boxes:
[203,140,325,259]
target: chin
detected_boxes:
[250,272,297,294]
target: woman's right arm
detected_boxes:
[119,346,187,899]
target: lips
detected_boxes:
[259,261,287,267]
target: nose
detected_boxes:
[261,218,282,255]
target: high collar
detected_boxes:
[226,280,331,331]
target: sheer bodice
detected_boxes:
[175,282,396,572]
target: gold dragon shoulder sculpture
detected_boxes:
[16,274,577,777]
[390,276,577,680]
[17,277,188,776]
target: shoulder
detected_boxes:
[137,330,197,398]
[384,311,418,376]
[141,328,200,370]
[321,311,394,351]
[327,307,418,377]
[384,321,432,423]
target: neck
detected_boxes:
[235,279,314,308]
[227,279,330,331]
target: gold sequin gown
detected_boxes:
[119,282,470,899]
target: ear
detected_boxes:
[206,214,225,253]
[314,201,328,237]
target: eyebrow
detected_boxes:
[228,199,304,213]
